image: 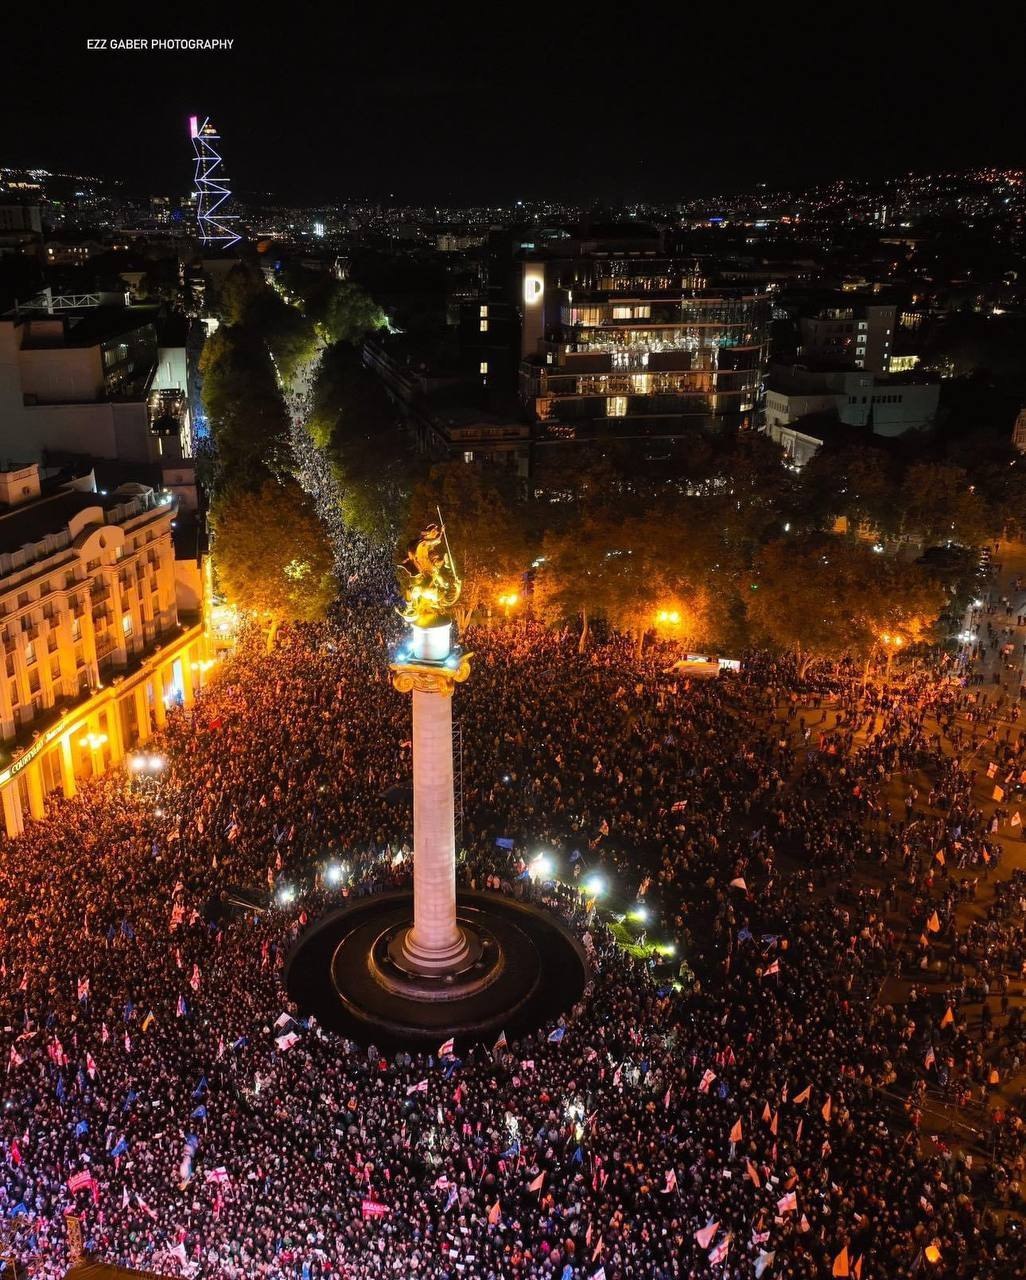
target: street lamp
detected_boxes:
[496,591,519,621]
[879,632,905,680]
[655,609,682,626]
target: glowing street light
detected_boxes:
[324,863,344,886]
[655,609,682,626]
[496,591,519,621]
[879,632,905,681]
[530,853,553,881]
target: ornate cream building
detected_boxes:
[0,463,212,836]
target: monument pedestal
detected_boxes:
[285,528,587,1045]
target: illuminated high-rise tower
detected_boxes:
[189,116,241,249]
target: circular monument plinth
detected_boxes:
[285,891,587,1048]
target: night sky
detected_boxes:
[2,10,1021,204]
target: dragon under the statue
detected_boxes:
[397,523,461,629]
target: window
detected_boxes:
[122,614,134,638]
[463,451,474,463]
[50,658,60,680]
[479,305,488,317]
[8,680,17,706]
[606,396,628,417]
[71,617,82,641]
[480,319,489,332]
[479,361,488,375]
[24,642,35,665]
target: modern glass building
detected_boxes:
[519,255,768,442]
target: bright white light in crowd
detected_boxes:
[972,600,982,608]
[531,854,553,880]
[873,543,884,553]
[277,885,296,906]
[630,905,648,924]
[582,875,606,898]
[149,755,165,770]
[325,863,343,886]
[129,756,145,772]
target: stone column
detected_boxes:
[24,761,45,822]
[59,735,77,800]
[402,682,467,972]
[134,685,151,745]
[1,780,24,838]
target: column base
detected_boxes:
[290,890,588,1046]
[389,922,482,978]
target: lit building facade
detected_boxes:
[0,464,211,836]
[518,255,768,441]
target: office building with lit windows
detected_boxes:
[798,300,896,374]
[517,251,769,450]
[0,463,212,836]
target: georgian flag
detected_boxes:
[708,1234,731,1265]
[438,1038,455,1059]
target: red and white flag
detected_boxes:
[695,1220,719,1249]
[438,1038,455,1059]
[708,1234,731,1266]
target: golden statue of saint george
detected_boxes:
[397,522,461,630]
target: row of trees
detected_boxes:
[200,264,338,648]
[399,456,948,670]
[198,261,989,673]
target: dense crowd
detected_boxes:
[1,594,1025,1278]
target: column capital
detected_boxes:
[390,656,472,697]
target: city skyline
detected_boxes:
[2,11,1022,203]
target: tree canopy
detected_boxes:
[199,326,291,491]
[748,534,945,675]
[210,478,337,650]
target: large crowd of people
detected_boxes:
[1,588,1025,1278]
